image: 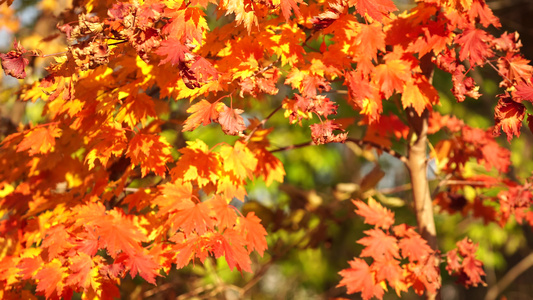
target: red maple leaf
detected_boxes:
[218,105,246,136]
[349,0,397,21]
[156,39,191,65]
[455,27,494,66]
[514,79,533,102]
[0,40,30,79]
[212,229,253,273]
[353,198,395,230]
[310,120,347,145]
[469,0,500,28]
[493,95,525,142]
[279,0,302,21]
[337,258,385,300]
[116,251,160,284]
[446,238,486,288]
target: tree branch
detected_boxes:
[406,53,440,300]
[485,252,533,300]
[269,137,409,164]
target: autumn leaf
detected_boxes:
[212,229,253,273]
[278,0,303,21]
[358,229,399,260]
[169,201,214,235]
[455,27,494,66]
[182,100,224,131]
[16,126,62,156]
[65,253,101,292]
[35,259,66,298]
[237,212,268,256]
[0,40,30,79]
[218,104,247,135]
[127,133,172,177]
[493,95,525,142]
[116,251,160,284]
[338,258,385,300]
[353,198,395,230]
[219,141,258,181]
[156,39,191,65]
[349,0,397,22]
[207,196,238,229]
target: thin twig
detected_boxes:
[345,137,408,164]
[485,252,533,300]
[269,141,315,153]
[269,138,409,164]
[244,105,282,143]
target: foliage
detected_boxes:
[1,0,533,299]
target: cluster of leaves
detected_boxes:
[339,198,485,300]
[1,0,533,298]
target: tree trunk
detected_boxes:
[405,54,440,300]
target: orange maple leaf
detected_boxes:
[338,258,385,300]
[353,198,395,230]
[16,126,62,156]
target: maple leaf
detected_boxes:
[310,120,348,145]
[279,0,303,21]
[182,100,224,131]
[169,201,214,235]
[66,253,101,292]
[499,54,533,83]
[469,0,500,28]
[41,224,73,259]
[401,76,439,116]
[35,259,66,299]
[447,238,486,287]
[455,27,494,66]
[16,126,62,156]
[18,255,43,280]
[337,258,385,300]
[212,229,253,273]
[155,180,194,216]
[349,0,397,22]
[218,105,247,136]
[116,251,160,284]
[127,133,172,177]
[514,79,533,102]
[207,196,238,229]
[115,93,157,127]
[156,39,190,66]
[404,257,440,296]
[171,140,221,187]
[358,229,399,260]
[219,141,258,181]
[353,198,395,230]
[0,40,30,79]
[355,23,386,61]
[252,147,285,186]
[493,95,525,142]
[237,212,268,256]
[374,59,411,98]
[372,259,405,293]
[397,233,433,262]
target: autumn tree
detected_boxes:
[1,0,533,299]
